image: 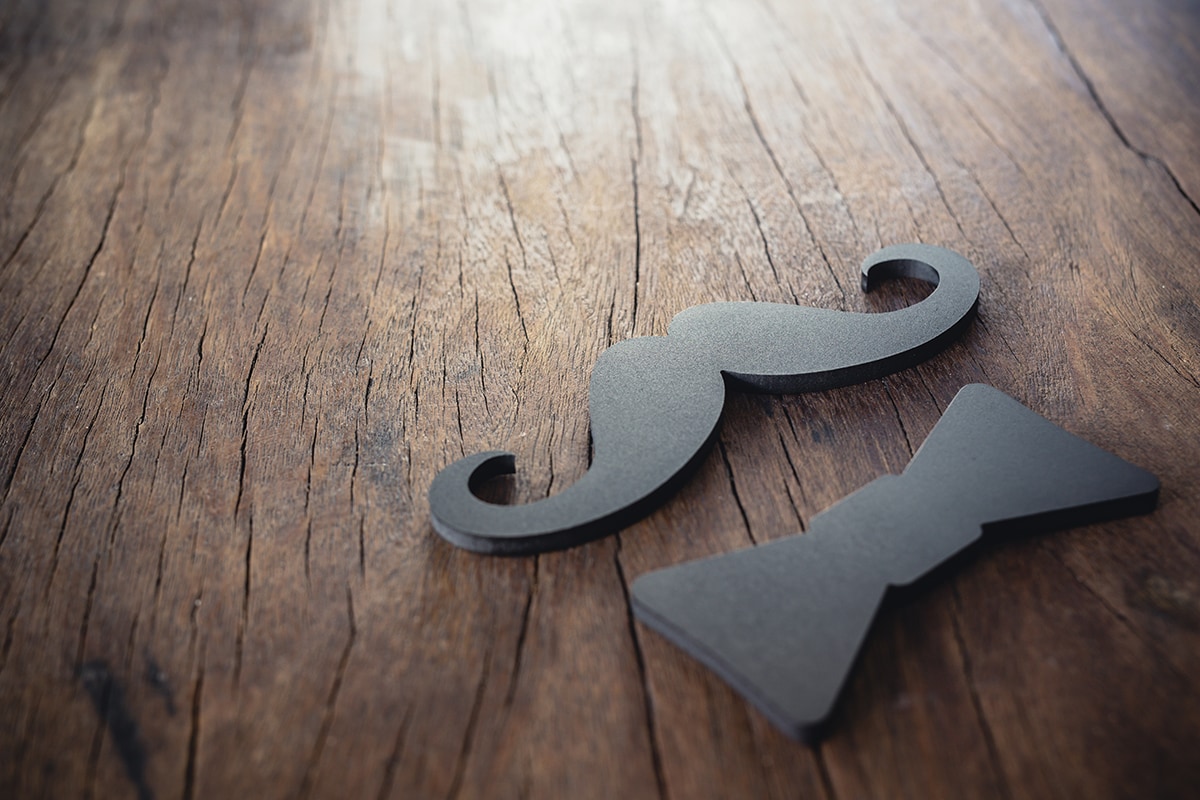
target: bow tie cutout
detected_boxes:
[631,384,1159,742]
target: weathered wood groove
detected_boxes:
[614,537,668,800]
[1026,0,1200,219]
[719,33,847,303]
[946,591,1012,800]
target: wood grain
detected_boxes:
[2,0,1198,797]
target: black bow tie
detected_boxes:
[631,384,1158,742]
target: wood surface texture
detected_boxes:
[3,0,1199,797]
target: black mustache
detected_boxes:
[630,384,1159,742]
[429,243,980,554]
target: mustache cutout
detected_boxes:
[429,243,980,554]
[630,384,1160,742]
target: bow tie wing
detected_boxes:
[631,384,1158,742]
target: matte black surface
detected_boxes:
[429,244,980,554]
[630,384,1160,742]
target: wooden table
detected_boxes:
[3,0,1199,797]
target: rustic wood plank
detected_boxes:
[2,0,1198,797]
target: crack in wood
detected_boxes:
[181,663,204,800]
[1025,0,1200,221]
[297,587,358,798]
[613,537,667,800]
[375,706,413,800]
[503,556,538,709]
[947,587,1014,800]
[80,660,154,800]
[705,9,847,305]
[837,16,971,248]
[445,642,492,800]
[717,439,758,547]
